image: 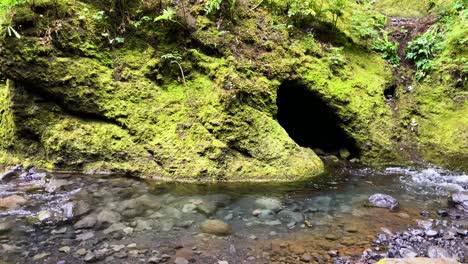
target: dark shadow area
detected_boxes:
[276,80,360,158]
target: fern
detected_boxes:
[204,0,223,15]
[154,7,176,22]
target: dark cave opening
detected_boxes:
[276,81,360,158]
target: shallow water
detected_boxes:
[0,164,467,263]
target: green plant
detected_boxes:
[327,0,346,27]
[161,52,187,89]
[287,0,326,20]
[204,0,236,16]
[406,26,444,80]
[328,47,345,67]
[372,34,400,66]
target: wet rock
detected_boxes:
[448,192,468,212]
[103,223,126,234]
[255,197,282,212]
[175,220,194,229]
[377,258,459,264]
[76,248,88,256]
[277,209,304,223]
[425,230,438,237]
[264,220,282,226]
[224,213,233,221]
[368,194,399,210]
[76,232,95,241]
[427,246,452,258]
[200,219,233,236]
[45,179,71,193]
[252,209,273,218]
[416,220,433,230]
[436,210,448,217]
[182,204,196,213]
[301,253,313,262]
[174,257,189,264]
[420,211,430,217]
[33,252,50,261]
[62,200,91,220]
[399,248,418,258]
[59,246,71,253]
[0,195,27,209]
[0,169,19,181]
[0,221,13,235]
[97,209,121,226]
[74,214,97,229]
[84,252,97,262]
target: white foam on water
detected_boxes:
[389,167,468,195]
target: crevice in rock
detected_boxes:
[276,80,360,158]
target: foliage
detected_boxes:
[406,26,444,80]
[154,7,176,22]
[372,33,400,66]
[287,0,325,19]
[204,0,236,16]
[161,52,187,89]
[350,5,400,66]
[327,47,345,68]
[327,0,346,27]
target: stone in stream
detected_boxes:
[74,214,97,229]
[277,209,304,223]
[368,194,399,210]
[45,178,72,193]
[0,221,13,235]
[175,257,189,264]
[448,192,468,212]
[200,219,233,236]
[0,195,27,209]
[376,259,459,264]
[427,246,452,259]
[255,197,282,212]
[0,169,19,182]
[96,209,121,226]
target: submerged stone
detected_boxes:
[200,220,233,236]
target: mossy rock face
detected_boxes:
[0,0,464,179]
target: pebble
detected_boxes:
[301,253,312,262]
[59,246,71,253]
[76,248,88,256]
[33,252,50,260]
[174,257,189,264]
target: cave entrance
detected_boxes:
[276,80,360,158]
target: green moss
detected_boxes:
[374,0,450,17]
[1,0,464,180]
[0,80,15,149]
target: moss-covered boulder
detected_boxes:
[0,0,464,180]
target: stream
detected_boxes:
[0,163,467,264]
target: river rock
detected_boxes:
[0,169,19,182]
[368,194,399,210]
[175,257,189,264]
[0,221,13,235]
[45,179,71,193]
[0,195,27,209]
[74,214,97,229]
[277,209,304,223]
[200,219,233,236]
[97,209,121,226]
[376,258,459,264]
[448,192,468,212]
[427,246,452,258]
[255,197,282,212]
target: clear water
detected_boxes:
[0,164,466,263]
